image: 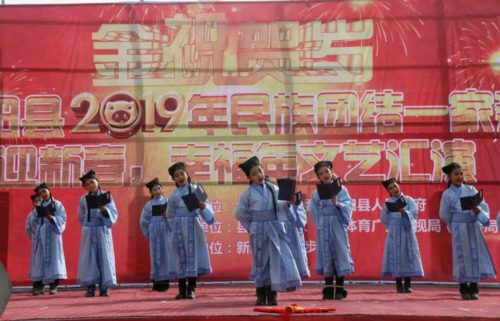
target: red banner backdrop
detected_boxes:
[0,0,499,285]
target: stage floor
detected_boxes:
[1,283,500,321]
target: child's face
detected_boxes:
[449,167,464,186]
[150,185,163,198]
[386,182,401,197]
[316,166,335,183]
[173,169,188,186]
[84,178,99,193]
[38,188,51,200]
[32,197,41,206]
[248,165,265,184]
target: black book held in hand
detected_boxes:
[460,190,483,211]
[152,203,167,217]
[182,184,208,212]
[385,196,408,212]
[277,178,296,201]
[35,204,55,218]
[316,178,342,200]
[85,192,111,209]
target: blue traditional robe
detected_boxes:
[380,194,424,278]
[236,182,302,291]
[77,190,118,288]
[309,186,354,277]
[167,183,214,278]
[283,202,310,277]
[25,198,67,284]
[439,184,496,283]
[140,195,177,281]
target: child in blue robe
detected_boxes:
[25,183,67,295]
[167,162,214,299]
[439,162,496,300]
[380,177,424,293]
[236,156,302,306]
[77,170,118,297]
[140,177,176,292]
[283,194,310,280]
[309,161,354,300]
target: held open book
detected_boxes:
[152,203,168,217]
[85,192,111,209]
[277,178,296,201]
[316,178,342,200]
[182,184,208,212]
[460,190,483,211]
[35,204,56,218]
[385,196,408,213]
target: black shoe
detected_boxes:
[255,287,266,306]
[186,278,196,299]
[460,284,471,300]
[469,283,479,300]
[322,286,334,300]
[186,288,195,299]
[396,278,405,293]
[32,281,44,296]
[334,287,347,300]
[32,288,44,296]
[404,278,412,293]
[49,280,59,295]
[175,279,187,299]
[85,286,96,297]
[153,280,170,292]
[99,288,109,297]
[286,286,297,292]
[266,286,277,306]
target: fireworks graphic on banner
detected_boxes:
[98,3,216,26]
[449,17,500,91]
[2,63,41,97]
[300,0,424,56]
[99,3,181,25]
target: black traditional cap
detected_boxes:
[382,177,397,189]
[238,156,261,177]
[30,194,40,201]
[314,160,333,174]
[79,169,97,184]
[168,162,187,178]
[442,162,461,175]
[146,177,161,190]
[34,182,50,193]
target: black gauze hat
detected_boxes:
[79,169,97,184]
[146,177,161,190]
[168,162,187,178]
[442,162,461,175]
[34,182,50,193]
[382,177,397,189]
[238,156,262,177]
[313,161,332,175]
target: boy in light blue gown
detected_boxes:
[380,178,424,293]
[167,162,214,299]
[283,193,310,280]
[140,177,176,292]
[25,183,67,295]
[309,161,354,300]
[439,162,496,300]
[236,156,302,306]
[77,170,118,297]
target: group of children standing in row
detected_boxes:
[26,158,497,304]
